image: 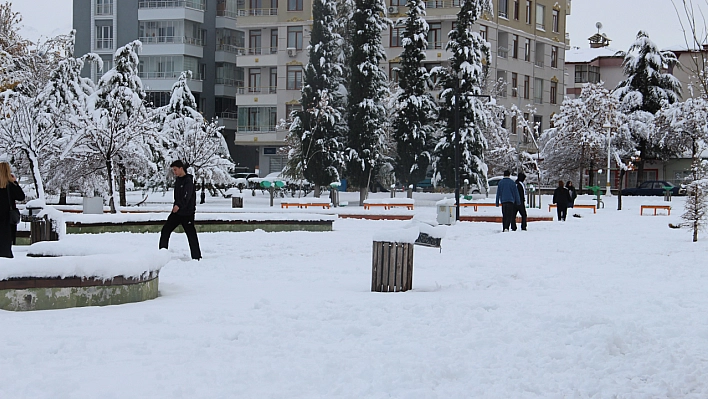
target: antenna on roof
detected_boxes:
[596,22,603,34]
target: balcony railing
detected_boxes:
[138,0,206,10]
[237,125,277,132]
[238,86,278,94]
[139,36,204,46]
[497,47,508,58]
[534,60,544,68]
[241,47,278,55]
[95,3,113,15]
[139,71,203,80]
[424,0,460,8]
[95,39,113,50]
[236,8,278,16]
[426,41,444,50]
[215,78,244,87]
[220,111,238,120]
[216,9,238,18]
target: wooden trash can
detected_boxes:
[371,241,414,292]
[231,196,244,208]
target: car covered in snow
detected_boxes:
[621,180,686,196]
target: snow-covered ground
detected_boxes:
[2,194,708,398]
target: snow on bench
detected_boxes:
[363,198,415,210]
[280,198,332,209]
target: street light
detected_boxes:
[603,118,612,196]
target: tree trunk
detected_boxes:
[106,159,117,213]
[119,164,127,207]
[59,188,67,205]
[25,150,45,200]
[314,185,321,198]
[359,186,368,206]
[617,169,625,210]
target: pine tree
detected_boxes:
[392,0,437,189]
[432,0,491,190]
[345,0,391,204]
[614,31,682,184]
[682,160,708,242]
[286,0,343,197]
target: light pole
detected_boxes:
[604,118,612,196]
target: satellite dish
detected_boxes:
[596,22,603,31]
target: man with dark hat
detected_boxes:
[159,160,202,260]
[513,172,528,231]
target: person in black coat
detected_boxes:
[566,181,578,208]
[159,160,202,260]
[552,180,572,221]
[512,172,528,231]
[0,162,26,258]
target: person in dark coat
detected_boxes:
[552,180,572,221]
[0,162,26,258]
[566,181,578,208]
[159,160,202,260]
[495,170,521,232]
[512,172,528,231]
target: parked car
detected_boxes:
[621,181,686,196]
[484,175,516,196]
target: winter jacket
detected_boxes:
[0,183,25,223]
[567,185,578,204]
[552,187,571,207]
[496,177,521,206]
[516,173,527,204]
[173,174,197,216]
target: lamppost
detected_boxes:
[604,118,612,196]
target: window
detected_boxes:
[269,67,277,93]
[391,0,404,5]
[552,9,559,33]
[524,38,531,61]
[533,115,543,132]
[496,70,507,97]
[498,0,508,18]
[575,65,601,83]
[237,107,277,132]
[525,0,532,24]
[534,78,543,103]
[287,65,302,90]
[249,30,261,54]
[270,29,278,54]
[551,46,558,68]
[512,34,519,59]
[96,25,113,49]
[249,68,261,92]
[523,75,530,99]
[480,25,488,40]
[497,31,508,58]
[523,112,530,142]
[286,103,302,122]
[511,115,517,134]
[511,72,518,97]
[96,0,113,15]
[390,27,405,47]
[287,26,303,50]
[550,80,558,104]
[428,23,442,49]
[513,0,519,20]
[535,42,545,67]
[536,4,545,30]
[139,56,195,79]
[287,0,302,11]
[215,62,243,86]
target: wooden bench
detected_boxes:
[640,205,671,216]
[281,202,331,209]
[459,203,496,211]
[363,203,414,210]
[549,204,597,214]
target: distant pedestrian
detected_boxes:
[552,180,572,221]
[0,162,25,258]
[566,181,578,208]
[495,170,521,232]
[513,172,528,231]
[159,160,202,260]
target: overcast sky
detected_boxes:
[13,0,702,51]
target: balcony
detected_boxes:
[214,78,243,97]
[237,48,278,67]
[138,1,205,23]
[95,3,113,16]
[424,0,459,8]
[94,39,113,52]
[140,71,203,92]
[237,8,278,16]
[497,47,508,59]
[239,86,277,94]
[235,86,278,105]
[218,111,238,131]
[139,36,204,58]
[534,60,544,68]
[234,126,286,145]
[215,10,238,29]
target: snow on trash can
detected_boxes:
[436,198,456,225]
[371,227,418,292]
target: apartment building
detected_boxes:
[73,0,571,176]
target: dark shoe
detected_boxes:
[521,228,527,231]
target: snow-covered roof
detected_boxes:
[565,46,620,64]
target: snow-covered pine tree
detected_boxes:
[345,0,392,204]
[76,41,156,213]
[655,98,708,163]
[157,72,235,192]
[286,0,343,197]
[432,0,491,190]
[392,0,437,189]
[614,31,682,184]
[682,159,708,242]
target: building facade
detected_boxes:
[73,0,571,177]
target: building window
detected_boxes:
[96,25,113,50]
[96,0,113,15]
[534,77,543,103]
[551,46,558,68]
[511,115,517,134]
[286,103,303,122]
[390,27,405,47]
[497,31,508,58]
[524,38,531,62]
[511,72,518,97]
[550,80,558,104]
[513,0,519,20]
[496,70,507,97]
[498,0,508,18]
[249,68,261,92]
[391,0,404,5]
[523,112,530,142]
[511,34,519,59]
[269,67,277,93]
[533,115,543,132]
[535,42,545,67]
[479,25,488,40]
[575,65,601,83]
[249,30,262,54]
[287,65,303,90]
[270,29,278,54]
[552,9,559,33]
[287,0,302,11]
[428,23,442,49]
[523,75,530,99]
[238,107,277,132]
[525,0,532,24]
[287,26,303,50]
[536,4,545,30]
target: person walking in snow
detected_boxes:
[159,160,202,260]
[566,181,578,208]
[512,172,528,231]
[552,180,572,221]
[495,170,520,232]
[0,162,25,258]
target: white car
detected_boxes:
[484,175,516,196]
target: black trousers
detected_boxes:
[501,202,516,231]
[556,205,568,221]
[513,204,527,230]
[0,221,14,258]
[159,213,202,259]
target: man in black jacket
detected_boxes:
[512,172,528,231]
[159,160,202,260]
